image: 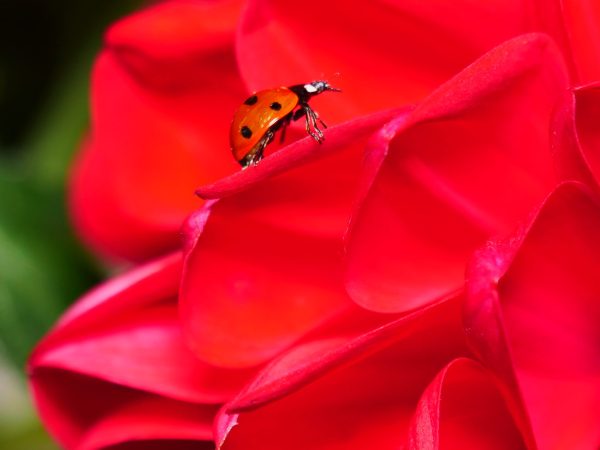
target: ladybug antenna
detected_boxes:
[323,81,341,92]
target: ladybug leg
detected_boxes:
[297,105,321,143]
[308,106,328,129]
[317,115,328,129]
[241,129,275,169]
[254,129,275,162]
[303,105,324,143]
[293,105,325,143]
[294,107,319,140]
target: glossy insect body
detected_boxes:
[230,80,340,168]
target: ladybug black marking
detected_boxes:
[240,126,252,139]
[270,101,282,111]
[244,95,258,105]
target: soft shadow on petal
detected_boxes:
[551,85,599,193]
[572,83,600,189]
[75,398,214,450]
[30,369,216,450]
[345,33,569,313]
[70,0,245,262]
[88,440,213,450]
[465,182,600,449]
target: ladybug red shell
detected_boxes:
[230,80,340,168]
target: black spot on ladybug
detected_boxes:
[244,95,258,105]
[270,101,282,111]
[240,126,252,139]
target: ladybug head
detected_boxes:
[289,80,341,102]
[303,80,341,96]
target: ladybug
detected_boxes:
[230,80,341,168]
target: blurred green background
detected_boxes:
[0,2,139,448]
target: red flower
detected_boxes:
[31,0,600,449]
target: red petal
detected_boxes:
[407,358,526,450]
[237,0,541,122]
[32,304,251,405]
[30,369,214,450]
[70,0,245,262]
[465,182,600,449]
[76,398,214,450]
[215,295,468,450]
[85,441,212,450]
[345,33,569,313]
